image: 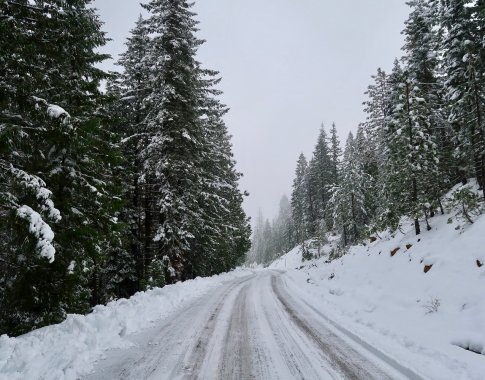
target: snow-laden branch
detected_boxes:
[9,166,61,221]
[16,205,56,263]
[32,96,71,126]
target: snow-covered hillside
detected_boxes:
[0,269,254,380]
[271,205,485,379]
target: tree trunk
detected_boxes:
[414,218,421,236]
[472,71,485,199]
[406,82,420,236]
[351,193,358,240]
[424,208,432,231]
[438,198,444,215]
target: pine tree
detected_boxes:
[0,0,124,335]
[1,3,63,333]
[361,68,392,167]
[329,122,343,185]
[248,210,266,264]
[107,15,153,293]
[440,0,485,197]
[139,0,207,283]
[307,125,333,230]
[354,126,378,226]
[329,133,370,246]
[189,74,251,275]
[403,0,451,212]
[113,1,250,284]
[291,154,310,243]
[272,195,295,255]
[385,60,441,235]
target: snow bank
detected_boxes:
[0,269,254,380]
[270,234,339,270]
[278,207,485,379]
[270,245,304,270]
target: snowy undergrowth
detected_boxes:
[0,268,254,380]
[272,194,485,379]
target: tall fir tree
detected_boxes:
[384,59,441,235]
[291,154,310,244]
[403,0,451,208]
[329,122,342,185]
[440,0,485,196]
[0,0,124,335]
[329,133,370,246]
[307,125,333,230]
[107,14,153,293]
[112,1,251,284]
[139,0,208,283]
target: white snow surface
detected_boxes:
[270,209,485,379]
[0,269,253,380]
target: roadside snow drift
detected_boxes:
[0,269,253,380]
[272,211,485,379]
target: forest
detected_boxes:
[0,0,251,336]
[248,0,485,264]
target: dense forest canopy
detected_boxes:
[0,0,250,336]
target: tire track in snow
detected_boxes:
[218,283,255,379]
[85,274,255,380]
[271,273,397,380]
[259,274,337,379]
[172,274,256,379]
[87,271,418,380]
[284,278,426,380]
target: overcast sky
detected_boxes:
[93,0,410,224]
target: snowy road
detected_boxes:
[85,271,420,380]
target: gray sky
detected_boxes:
[93,0,410,224]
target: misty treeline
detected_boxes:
[250,0,485,264]
[0,0,250,336]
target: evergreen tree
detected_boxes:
[329,133,370,245]
[403,0,451,210]
[139,0,208,283]
[107,14,153,293]
[361,68,391,168]
[272,195,295,255]
[385,60,441,235]
[354,126,378,226]
[440,0,485,196]
[307,125,333,230]
[189,76,251,275]
[291,154,310,244]
[329,122,343,185]
[248,210,266,264]
[0,0,124,335]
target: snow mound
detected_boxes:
[270,234,339,270]
[0,269,254,380]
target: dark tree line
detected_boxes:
[0,0,250,336]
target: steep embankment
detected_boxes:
[271,189,485,379]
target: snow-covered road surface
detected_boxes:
[85,270,420,380]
